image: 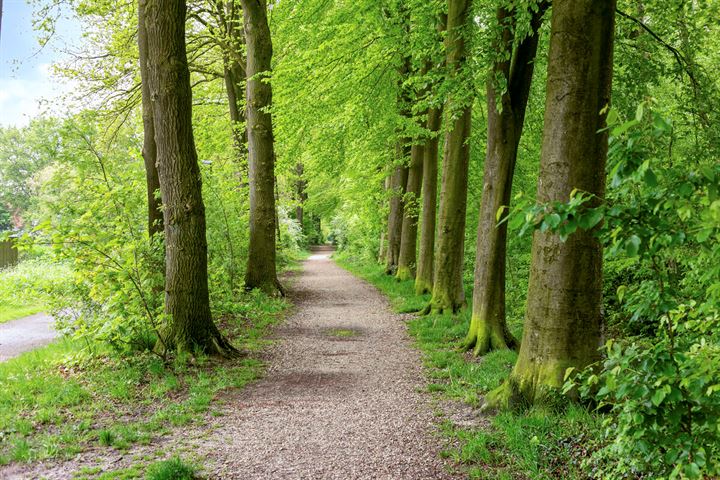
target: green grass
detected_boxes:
[0,259,72,324]
[336,252,601,480]
[327,328,358,338]
[145,456,197,480]
[0,290,288,468]
[0,303,45,324]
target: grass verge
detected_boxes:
[0,303,45,324]
[336,252,600,480]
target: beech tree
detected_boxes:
[395,132,424,281]
[137,0,163,238]
[242,0,283,296]
[144,0,236,354]
[463,3,547,355]
[414,102,442,294]
[424,0,473,314]
[486,0,615,408]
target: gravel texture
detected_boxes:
[201,246,460,479]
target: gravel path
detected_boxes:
[201,246,460,479]
[0,312,57,362]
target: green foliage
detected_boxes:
[561,107,720,479]
[0,259,71,323]
[145,457,196,480]
[0,290,286,465]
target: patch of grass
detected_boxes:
[0,291,288,466]
[145,456,196,480]
[0,259,71,324]
[327,328,358,338]
[336,252,601,480]
[0,303,46,324]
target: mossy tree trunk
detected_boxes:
[415,15,446,295]
[486,0,615,409]
[464,4,547,356]
[414,104,442,294]
[137,0,163,238]
[396,138,424,281]
[242,0,283,296]
[294,162,307,229]
[385,145,409,275]
[425,0,472,315]
[144,0,236,355]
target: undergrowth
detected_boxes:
[336,252,601,480]
[0,288,288,472]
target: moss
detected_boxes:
[395,265,414,282]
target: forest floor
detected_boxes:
[0,312,57,361]
[1,246,466,479]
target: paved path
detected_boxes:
[0,312,57,361]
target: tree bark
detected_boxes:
[242,0,283,296]
[294,162,307,229]
[414,14,447,295]
[384,145,409,274]
[138,0,163,238]
[414,104,442,294]
[486,0,615,409]
[464,4,547,356]
[144,0,236,355]
[395,139,424,281]
[425,0,472,315]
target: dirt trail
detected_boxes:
[200,246,459,479]
[0,312,57,362]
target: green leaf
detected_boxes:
[635,102,644,122]
[651,388,666,406]
[578,209,603,230]
[625,235,641,257]
[643,168,658,187]
[545,213,561,229]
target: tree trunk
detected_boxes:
[294,162,307,229]
[414,104,442,294]
[395,140,424,281]
[425,0,472,315]
[384,146,409,274]
[138,0,163,238]
[242,0,283,296]
[464,4,547,356]
[486,0,615,409]
[144,0,236,355]
[414,14,446,295]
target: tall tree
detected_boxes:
[424,0,473,314]
[395,134,424,281]
[463,3,547,355]
[384,155,409,274]
[242,0,283,296]
[414,14,446,295]
[486,0,616,408]
[137,0,163,238]
[145,0,236,354]
[414,105,442,293]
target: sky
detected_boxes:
[0,0,81,127]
